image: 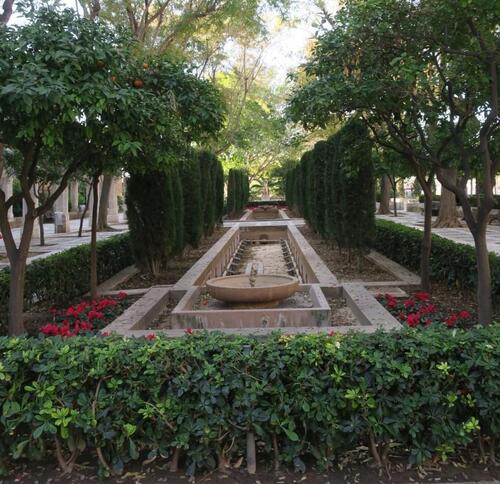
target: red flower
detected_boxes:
[406,313,420,327]
[184,327,193,335]
[398,311,406,321]
[96,298,118,311]
[445,314,458,327]
[118,291,128,299]
[385,294,397,309]
[145,333,156,341]
[418,304,437,315]
[415,292,430,302]
[458,310,471,320]
[41,324,60,336]
[404,299,415,308]
[87,310,105,320]
[328,330,336,337]
[66,306,81,318]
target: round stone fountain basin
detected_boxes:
[206,274,299,304]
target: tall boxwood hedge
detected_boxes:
[0,327,498,476]
[0,234,132,334]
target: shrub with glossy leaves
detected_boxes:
[0,327,498,477]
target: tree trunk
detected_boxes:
[417,173,433,292]
[378,174,391,214]
[392,180,398,217]
[7,214,34,335]
[0,0,15,24]
[90,175,99,300]
[434,167,462,228]
[78,183,92,237]
[38,214,45,246]
[378,174,392,214]
[97,174,112,231]
[473,225,492,325]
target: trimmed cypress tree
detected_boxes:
[215,157,225,223]
[226,169,235,215]
[181,153,203,248]
[198,150,217,235]
[126,170,175,275]
[172,167,184,255]
[226,168,249,216]
[337,119,375,254]
[301,151,315,228]
[312,140,329,236]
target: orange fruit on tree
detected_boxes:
[143,63,149,69]
[133,79,144,88]
[111,75,117,82]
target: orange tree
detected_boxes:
[288,0,498,321]
[0,8,178,334]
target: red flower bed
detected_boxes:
[377,292,474,328]
[40,292,130,337]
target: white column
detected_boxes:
[0,174,14,221]
[53,187,71,233]
[107,177,120,224]
[69,181,79,212]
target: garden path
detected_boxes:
[0,215,128,269]
[377,211,500,255]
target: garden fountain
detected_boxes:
[206,265,299,307]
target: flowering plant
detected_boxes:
[377,292,473,328]
[40,292,129,337]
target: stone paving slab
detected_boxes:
[378,211,500,255]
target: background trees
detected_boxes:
[288,0,499,322]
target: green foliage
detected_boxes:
[285,120,375,253]
[125,171,177,274]
[226,168,249,216]
[198,151,223,235]
[214,159,225,223]
[0,327,498,476]
[181,154,203,249]
[172,168,185,255]
[336,120,375,252]
[0,235,132,335]
[374,219,500,301]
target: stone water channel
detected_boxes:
[103,216,408,336]
[225,239,300,280]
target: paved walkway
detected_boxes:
[377,211,500,255]
[0,215,128,269]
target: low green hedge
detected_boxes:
[0,234,133,334]
[374,219,500,298]
[0,328,498,476]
